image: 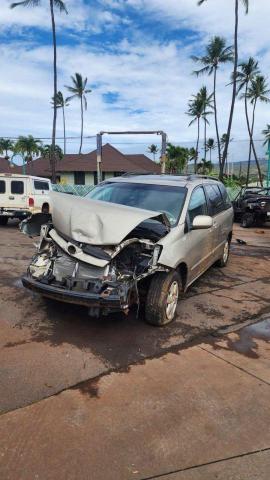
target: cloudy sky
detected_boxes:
[0,0,270,161]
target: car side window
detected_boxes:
[205,184,224,216]
[188,186,208,223]
[218,183,232,210]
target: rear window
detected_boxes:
[11,181,24,194]
[0,180,5,194]
[34,180,49,191]
[205,184,224,216]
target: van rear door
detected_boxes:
[4,177,28,210]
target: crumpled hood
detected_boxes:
[50,191,169,246]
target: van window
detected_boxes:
[11,181,24,194]
[218,183,232,210]
[34,180,49,191]
[188,186,208,223]
[205,184,224,216]
[0,181,5,193]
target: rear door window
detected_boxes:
[188,186,208,223]
[205,184,224,216]
[0,180,5,193]
[218,183,232,210]
[34,180,50,191]
[11,181,24,194]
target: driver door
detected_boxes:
[185,186,214,285]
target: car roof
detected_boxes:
[0,173,51,181]
[105,174,222,188]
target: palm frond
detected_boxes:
[10,0,40,8]
[241,0,249,14]
[53,0,68,14]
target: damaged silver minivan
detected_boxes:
[21,175,233,326]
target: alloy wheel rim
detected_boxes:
[223,241,229,263]
[166,281,179,321]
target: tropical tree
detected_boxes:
[244,75,270,186]
[186,92,211,173]
[0,139,14,160]
[166,144,190,174]
[186,147,197,173]
[41,144,63,178]
[192,36,234,174]
[10,0,68,183]
[197,86,214,159]
[198,0,249,174]
[51,91,69,155]
[147,144,159,161]
[262,124,270,146]
[14,135,43,174]
[205,138,216,162]
[65,73,92,154]
[197,158,213,174]
[235,57,260,184]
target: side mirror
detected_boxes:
[192,215,213,230]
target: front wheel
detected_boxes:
[0,217,8,226]
[241,212,254,228]
[145,271,181,326]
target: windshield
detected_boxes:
[87,182,187,225]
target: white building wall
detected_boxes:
[60,172,74,184]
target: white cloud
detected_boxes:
[0,0,269,162]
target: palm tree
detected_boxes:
[0,139,14,160]
[186,93,211,173]
[205,138,216,162]
[244,75,270,186]
[10,0,68,183]
[14,135,43,174]
[41,143,63,179]
[166,144,190,174]
[262,124,270,146]
[51,91,69,155]
[198,0,249,175]
[197,86,214,159]
[66,73,92,154]
[235,57,260,184]
[192,36,233,174]
[197,158,213,175]
[147,144,159,161]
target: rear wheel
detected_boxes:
[241,212,254,228]
[145,271,181,326]
[216,238,230,268]
[0,217,8,226]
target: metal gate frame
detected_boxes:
[96,130,167,184]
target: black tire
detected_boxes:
[145,271,181,326]
[0,217,8,226]
[42,204,49,214]
[216,238,230,268]
[241,212,254,228]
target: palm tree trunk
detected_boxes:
[246,100,256,187]
[222,0,239,179]
[209,148,212,163]
[213,67,221,173]
[204,111,207,160]
[62,105,66,155]
[50,0,57,183]
[79,96,83,154]
[195,117,200,173]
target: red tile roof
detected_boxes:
[0,157,21,174]
[11,144,160,177]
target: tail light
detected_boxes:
[28,197,34,207]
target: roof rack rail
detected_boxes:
[186,174,219,181]
[121,172,154,177]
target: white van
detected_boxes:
[0,174,52,225]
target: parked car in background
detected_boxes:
[232,186,270,227]
[0,174,51,225]
[21,174,233,326]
